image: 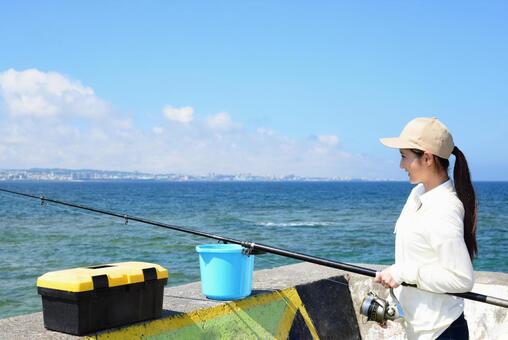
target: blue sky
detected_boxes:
[0,1,507,180]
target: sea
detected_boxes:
[0,181,507,319]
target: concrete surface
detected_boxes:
[1,262,507,339]
[0,262,353,339]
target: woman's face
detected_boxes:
[399,149,426,184]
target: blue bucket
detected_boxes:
[196,244,254,300]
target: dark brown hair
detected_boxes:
[410,147,478,260]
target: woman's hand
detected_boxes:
[374,269,400,289]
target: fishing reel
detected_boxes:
[360,288,404,326]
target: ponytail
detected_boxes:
[452,146,478,260]
[413,146,478,260]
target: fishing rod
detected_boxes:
[1,187,507,309]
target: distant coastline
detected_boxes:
[0,168,396,182]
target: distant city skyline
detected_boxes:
[1,2,507,180]
[0,168,387,182]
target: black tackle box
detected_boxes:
[37,261,168,335]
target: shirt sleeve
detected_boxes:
[415,205,474,293]
[388,262,417,285]
[416,239,474,293]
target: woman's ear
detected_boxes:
[423,152,434,167]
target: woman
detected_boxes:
[375,117,476,339]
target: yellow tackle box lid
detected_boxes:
[37,261,169,292]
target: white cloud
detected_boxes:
[0,69,394,178]
[0,68,110,118]
[206,112,233,130]
[256,127,275,136]
[163,105,193,124]
[318,135,339,147]
[152,126,164,134]
[89,128,109,142]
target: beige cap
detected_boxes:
[380,117,455,159]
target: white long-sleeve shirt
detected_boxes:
[388,180,474,340]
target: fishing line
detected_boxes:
[4,190,209,265]
[0,187,507,309]
[48,200,121,225]
[47,195,210,245]
[324,278,352,289]
[255,255,350,289]
[230,256,301,317]
[52,203,214,257]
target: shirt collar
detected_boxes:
[418,179,454,206]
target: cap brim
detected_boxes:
[379,137,417,150]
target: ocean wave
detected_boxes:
[256,221,335,227]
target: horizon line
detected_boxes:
[0,168,506,182]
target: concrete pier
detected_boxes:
[1,263,507,339]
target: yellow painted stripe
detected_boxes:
[84,287,321,340]
[85,288,295,339]
[282,289,320,340]
[276,302,297,339]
